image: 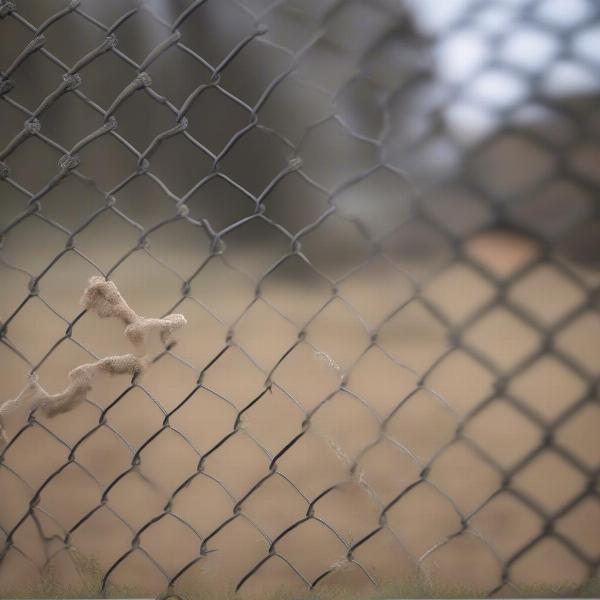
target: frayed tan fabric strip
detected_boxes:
[81,276,186,354]
[0,277,186,446]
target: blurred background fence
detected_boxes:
[1,0,599,597]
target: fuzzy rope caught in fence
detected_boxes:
[0,277,187,446]
[80,276,187,354]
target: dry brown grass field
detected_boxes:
[1,230,599,598]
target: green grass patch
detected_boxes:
[1,554,599,599]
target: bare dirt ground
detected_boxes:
[1,233,599,597]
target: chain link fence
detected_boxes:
[1,0,599,597]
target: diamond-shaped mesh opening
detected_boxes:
[104,387,165,451]
[2,213,69,275]
[469,491,544,559]
[2,425,70,490]
[426,349,496,416]
[146,46,213,108]
[1,0,599,596]
[509,537,589,590]
[275,518,347,582]
[75,135,140,190]
[385,389,457,464]
[334,167,413,237]
[314,482,381,543]
[384,218,454,280]
[377,300,449,374]
[296,38,356,94]
[4,136,64,192]
[201,345,266,409]
[218,127,293,197]
[338,256,414,326]
[422,186,493,237]
[258,74,333,144]
[473,135,556,198]
[37,93,106,150]
[37,177,106,232]
[43,12,107,65]
[4,296,68,365]
[241,474,307,538]
[271,342,341,411]
[424,263,496,324]
[112,174,178,227]
[512,451,588,514]
[78,50,140,111]
[189,257,256,323]
[220,38,294,108]
[177,1,257,68]
[385,481,461,558]
[170,472,234,537]
[260,254,332,324]
[428,440,502,515]
[139,424,199,486]
[557,220,600,281]
[185,87,252,155]
[422,534,503,591]
[509,355,587,422]
[113,92,179,152]
[75,425,136,487]
[3,51,65,111]
[346,347,417,415]
[299,119,380,190]
[168,386,233,454]
[184,175,255,230]
[556,311,600,375]
[235,301,296,369]
[104,548,167,594]
[509,265,585,326]
[38,462,101,530]
[202,432,271,499]
[145,218,211,279]
[464,307,541,372]
[223,217,291,278]
[336,78,385,140]
[111,9,174,65]
[556,497,600,561]
[356,439,421,505]
[311,390,380,460]
[275,431,350,499]
[240,387,305,455]
[262,171,330,234]
[140,354,198,412]
[139,513,201,578]
[555,403,600,470]
[300,214,371,281]
[146,134,214,197]
[463,399,543,469]
[305,299,370,369]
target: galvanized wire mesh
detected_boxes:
[1,0,599,597]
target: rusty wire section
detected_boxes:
[1,0,600,597]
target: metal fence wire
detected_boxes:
[1,0,599,597]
